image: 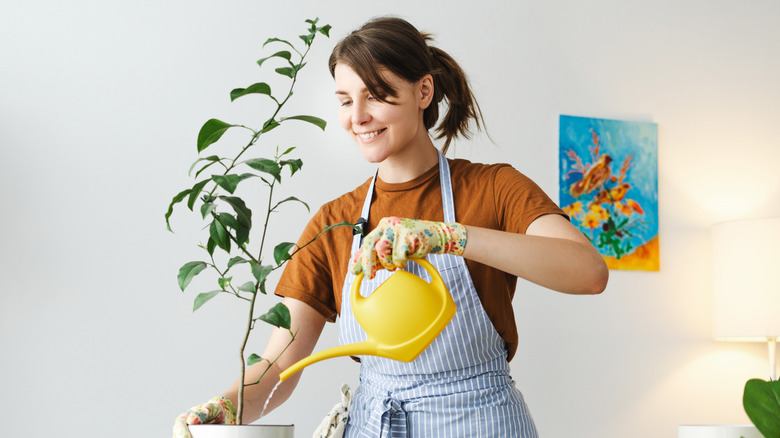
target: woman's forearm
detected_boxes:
[461,217,608,295]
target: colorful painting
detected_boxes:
[559,115,659,271]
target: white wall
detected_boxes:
[2,0,779,437]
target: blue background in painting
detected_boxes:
[559,115,659,249]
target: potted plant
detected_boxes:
[166,17,349,436]
[743,378,780,438]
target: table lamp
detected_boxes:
[712,217,780,381]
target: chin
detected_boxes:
[356,144,389,164]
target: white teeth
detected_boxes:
[358,129,382,139]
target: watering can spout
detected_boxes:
[279,341,377,381]
[278,258,456,382]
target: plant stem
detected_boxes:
[236,286,259,424]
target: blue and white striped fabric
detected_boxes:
[338,152,539,437]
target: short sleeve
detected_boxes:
[493,166,566,234]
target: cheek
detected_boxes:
[339,109,357,134]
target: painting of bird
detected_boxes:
[569,153,613,198]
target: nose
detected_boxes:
[351,100,370,126]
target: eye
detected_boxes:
[339,100,352,107]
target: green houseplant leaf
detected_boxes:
[247,353,264,366]
[273,242,296,265]
[178,261,208,291]
[197,119,235,153]
[279,115,327,131]
[193,290,221,312]
[257,51,292,69]
[244,158,282,182]
[744,378,780,438]
[212,173,254,194]
[257,302,291,329]
[230,82,272,102]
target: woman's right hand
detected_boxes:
[172,396,236,438]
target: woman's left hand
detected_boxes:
[350,216,467,279]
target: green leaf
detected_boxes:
[299,33,314,46]
[217,276,232,290]
[209,218,230,252]
[193,290,221,312]
[238,281,256,293]
[211,173,254,194]
[256,51,292,69]
[279,115,327,131]
[187,179,211,210]
[275,67,295,78]
[744,378,780,438]
[189,155,222,177]
[250,263,273,284]
[263,37,295,50]
[280,158,303,176]
[280,146,296,156]
[197,119,234,153]
[230,82,272,102]
[178,261,208,291]
[216,212,249,247]
[165,188,191,232]
[243,158,282,182]
[258,302,291,329]
[218,196,252,229]
[274,242,296,265]
[247,353,264,366]
[272,196,309,213]
[200,202,216,220]
[227,256,248,268]
[317,25,331,37]
[206,237,217,256]
[261,118,280,134]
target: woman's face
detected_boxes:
[334,63,431,164]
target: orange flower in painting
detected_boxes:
[562,201,584,220]
[626,199,644,215]
[590,204,609,221]
[617,202,634,216]
[583,210,602,229]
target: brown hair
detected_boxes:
[329,16,484,154]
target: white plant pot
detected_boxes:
[188,424,294,438]
[678,424,761,438]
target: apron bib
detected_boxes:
[339,152,538,438]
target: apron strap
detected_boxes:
[350,150,455,254]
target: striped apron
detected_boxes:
[339,152,539,437]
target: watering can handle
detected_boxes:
[351,257,447,304]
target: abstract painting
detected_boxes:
[559,115,659,271]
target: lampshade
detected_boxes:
[711,217,780,341]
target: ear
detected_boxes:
[417,74,434,110]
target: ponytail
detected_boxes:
[425,42,484,154]
[330,17,485,154]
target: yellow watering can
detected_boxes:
[279,258,456,381]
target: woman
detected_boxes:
[174,16,608,437]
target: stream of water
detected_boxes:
[259,380,283,419]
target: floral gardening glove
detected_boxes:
[172,396,236,438]
[350,216,467,279]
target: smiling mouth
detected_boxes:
[356,128,386,139]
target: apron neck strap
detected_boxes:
[351,150,455,253]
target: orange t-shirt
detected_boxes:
[275,158,565,361]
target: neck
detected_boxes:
[377,139,439,184]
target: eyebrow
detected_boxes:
[335,88,368,96]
